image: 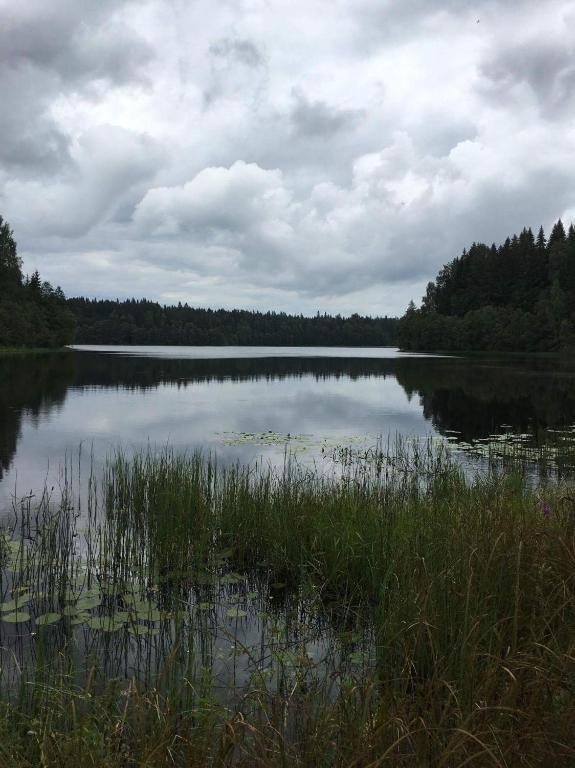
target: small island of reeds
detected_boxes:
[0,443,573,766]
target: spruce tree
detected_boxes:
[548,219,566,248]
[536,226,546,250]
[0,216,22,294]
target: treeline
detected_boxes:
[69,298,397,347]
[398,220,575,352]
[0,216,76,348]
[0,212,398,349]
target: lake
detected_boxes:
[1,345,574,511]
[0,345,573,764]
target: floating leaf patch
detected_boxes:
[2,610,31,623]
[36,612,61,626]
[0,598,30,613]
[226,607,247,619]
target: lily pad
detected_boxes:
[35,612,61,626]
[138,609,163,622]
[113,611,132,624]
[226,607,247,619]
[70,614,90,626]
[86,616,123,632]
[75,597,102,611]
[0,598,30,612]
[2,610,31,623]
[128,598,154,610]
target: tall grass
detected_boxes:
[0,442,573,766]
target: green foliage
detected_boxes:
[68,298,398,347]
[0,215,76,348]
[0,448,574,765]
[399,219,575,351]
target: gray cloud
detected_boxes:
[203,35,265,108]
[290,89,362,137]
[0,1,153,85]
[480,39,575,116]
[0,0,574,317]
[209,37,263,69]
[0,0,153,175]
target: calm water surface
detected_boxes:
[1,345,574,509]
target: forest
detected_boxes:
[69,298,397,347]
[0,216,76,348]
[0,213,396,349]
[398,220,575,352]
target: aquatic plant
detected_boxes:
[0,441,573,766]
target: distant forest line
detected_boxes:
[3,210,575,351]
[69,298,397,347]
[0,212,394,348]
[398,219,575,352]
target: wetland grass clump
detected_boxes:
[0,442,574,766]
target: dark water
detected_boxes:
[1,345,574,509]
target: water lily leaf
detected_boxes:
[70,614,90,626]
[86,616,123,632]
[128,624,160,637]
[36,612,61,626]
[2,610,31,623]
[0,598,30,612]
[75,597,102,611]
[113,611,131,624]
[226,607,247,619]
[99,582,124,596]
[78,588,101,599]
[128,600,155,613]
[139,609,163,622]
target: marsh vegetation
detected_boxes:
[0,442,573,766]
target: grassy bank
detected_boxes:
[0,446,573,766]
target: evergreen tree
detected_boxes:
[398,218,575,352]
[0,216,22,294]
[0,215,76,348]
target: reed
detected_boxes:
[0,441,573,766]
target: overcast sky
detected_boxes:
[1,0,574,316]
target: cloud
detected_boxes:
[209,37,263,69]
[0,0,574,316]
[480,39,575,117]
[0,0,153,174]
[290,88,361,137]
[0,0,153,84]
[134,161,292,239]
[5,126,163,239]
[203,35,266,108]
